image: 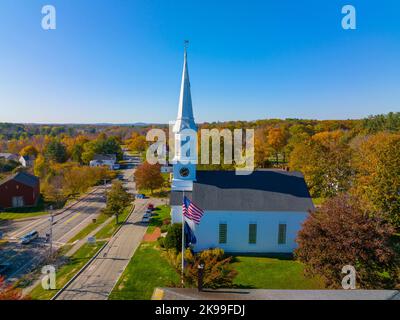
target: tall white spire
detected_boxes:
[173,42,196,133]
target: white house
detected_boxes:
[0,153,19,162]
[169,47,314,254]
[19,155,35,167]
[89,154,119,170]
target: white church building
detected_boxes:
[169,47,314,254]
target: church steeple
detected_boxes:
[171,41,197,191]
[173,42,196,133]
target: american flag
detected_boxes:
[182,196,204,224]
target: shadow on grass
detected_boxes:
[229,252,294,262]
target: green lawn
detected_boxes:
[109,242,324,300]
[0,211,49,220]
[146,205,170,234]
[68,213,109,243]
[232,256,324,289]
[109,242,179,300]
[29,241,106,300]
[0,199,48,220]
[68,205,133,244]
[94,205,132,240]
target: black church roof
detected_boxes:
[170,169,314,212]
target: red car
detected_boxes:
[147,203,154,210]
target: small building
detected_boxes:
[89,154,118,170]
[19,155,35,167]
[0,172,40,209]
[0,153,19,162]
[170,170,314,253]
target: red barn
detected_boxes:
[0,172,40,209]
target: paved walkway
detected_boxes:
[55,198,163,300]
[143,227,161,242]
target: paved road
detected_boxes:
[56,197,163,300]
[0,187,108,282]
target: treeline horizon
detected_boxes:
[1,111,399,141]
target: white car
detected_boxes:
[20,230,39,244]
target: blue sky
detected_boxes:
[0,0,399,123]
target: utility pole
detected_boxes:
[104,178,107,201]
[48,205,54,260]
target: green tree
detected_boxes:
[164,223,182,252]
[103,181,132,224]
[44,140,68,163]
[81,136,123,164]
[71,144,84,163]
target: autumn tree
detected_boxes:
[254,128,271,168]
[289,130,352,198]
[20,145,38,157]
[103,181,132,224]
[267,127,288,164]
[295,194,400,289]
[128,133,147,153]
[0,276,24,300]
[352,132,400,228]
[134,162,164,194]
[41,175,67,208]
[165,248,238,289]
[33,154,47,177]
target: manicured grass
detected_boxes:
[0,199,48,220]
[232,256,324,289]
[0,211,49,220]
[29,241,106,300]
[146,205,170,234]
[95,205,133,240]
[67,213,109,244]
[109,242,179,300]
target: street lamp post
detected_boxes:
[197,263,205,292]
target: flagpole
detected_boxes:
[181,190,185,287]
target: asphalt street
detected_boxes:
[0,187,108,282]
[55,198,156,300]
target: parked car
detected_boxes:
[20,230,39,244]
[135,193,145,199]
[145,209,152,214]
[142,216,150,223]
[147,203,154,210]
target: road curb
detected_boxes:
[51,240,108,300]
[107,199,156,299]
[50,203,135,300]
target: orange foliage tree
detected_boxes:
[0,276,24,300]
[134,162,164,194]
